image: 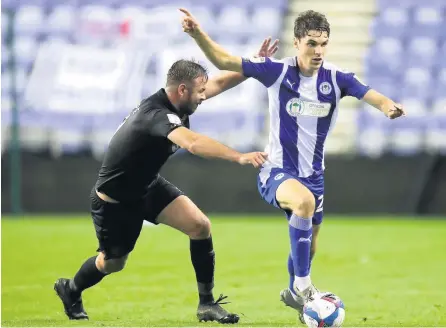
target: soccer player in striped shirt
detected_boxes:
[180,7,406,323]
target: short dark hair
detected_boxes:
[166,59,208,86]
[294,10,330,40]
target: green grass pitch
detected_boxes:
[2,216,446,327]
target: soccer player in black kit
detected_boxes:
[54,38,279,324]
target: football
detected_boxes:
[303,293,345,327]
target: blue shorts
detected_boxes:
[257,166,324,225]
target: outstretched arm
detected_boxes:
[336,70,406,119]
[204,37,279,99]
[148,109,267,167]
[181,8,284,89]
[363,89,406,119]
[180,8,244,72]
[167,127,268,168]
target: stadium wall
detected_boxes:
[1,152,446,215]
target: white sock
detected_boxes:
[294,275,311,292]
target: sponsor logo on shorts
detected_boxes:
[274,173,285,181]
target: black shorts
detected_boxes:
[90,175,184,259]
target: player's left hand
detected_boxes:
[254,37,279,58]
[386,103,406,119]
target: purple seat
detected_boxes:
[74,5,116,46]
[44,5,77,38]
[387,111,427,156]
[3,0,48,10]
[371,7,409,38]
[365,38,403,78]
[401,67,434,99]
[440,41,446,57]
[187,5,217,35]
[216,5,251,38]
[76,0,115,6]
[250,7,281,36]
[2,0,19,10]
[14,5,45,37]
[143,0,193,9]
[432,69,446,101]
[365,76,400,100]
[405,37,437,68]
[410,6,444,37]
[356,108,392,157]
[399,97,430,117]
[377,0,417,9]
[441,24,446,42]
[45,0,80,7]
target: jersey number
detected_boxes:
[315,195,324,213]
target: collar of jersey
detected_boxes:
[158,88,181,114]
[294,56,324,79]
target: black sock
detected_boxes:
[190,236,215,304]
[70,256,107,298]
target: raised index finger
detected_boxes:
[179,8,192,17]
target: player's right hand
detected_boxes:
[238,152,268,168]
[179,8,201,38]
[386,103,406,119]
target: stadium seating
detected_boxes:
[1,0,285,157]
[360,0,446,156]
[2,0,444,157]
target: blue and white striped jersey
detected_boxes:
[242,56,370,178]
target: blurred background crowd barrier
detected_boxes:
[1,0,445,215]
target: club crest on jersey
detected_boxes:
[285,98,304,117]
[319,82,332,95]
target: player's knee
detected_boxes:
[100,255,128,274]
[290,195,315,218]
[188,215,211,239]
